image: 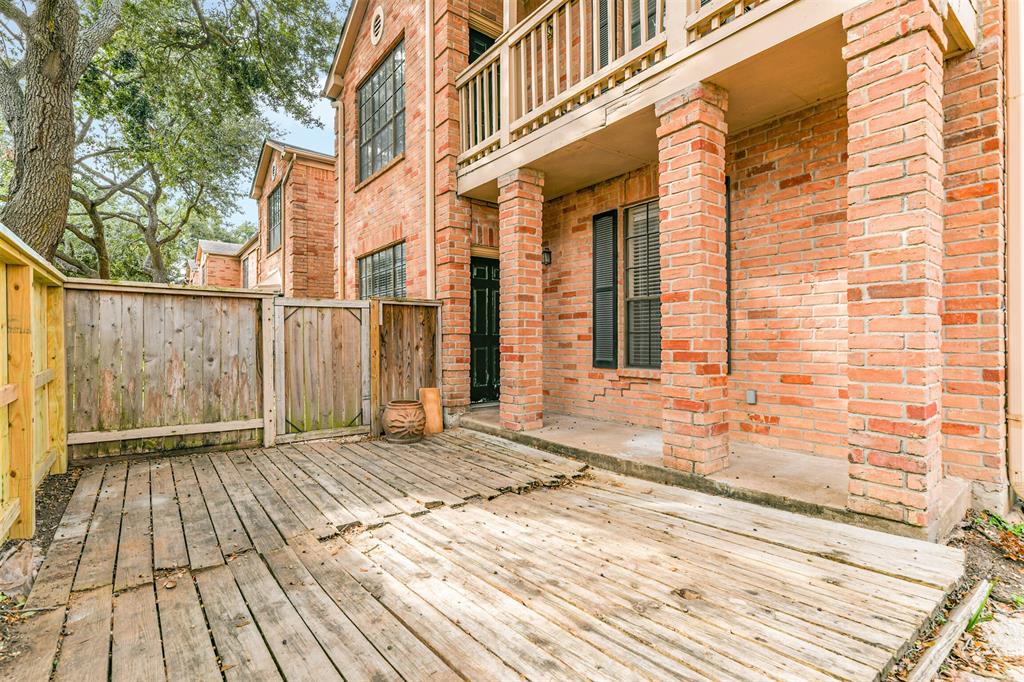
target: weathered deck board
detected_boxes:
[156,572,222,681]
[72,461,127,591]
[113,461,153,591]
[111,586,165,682]
[150,460,188,571]
[194,564,282,682]
[26,465,104,608]
[170,457,223,570]
[3,430,963,681]
[54,586,111,682]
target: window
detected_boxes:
[242,256,251,288]
[625,201,661,368]
[267,185,282,253]
[359,242,406,298]
[358,41,405,182]
[469,28,496,63]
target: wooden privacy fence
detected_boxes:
[0,226,66,541]
[375,299,441,420]
[274,298,370,443]
[63,283,443,462]
[64,280,276,462]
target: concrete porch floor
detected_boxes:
[460,407,971,539]
[461,407,846,508]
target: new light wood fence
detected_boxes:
[0,226,66,541]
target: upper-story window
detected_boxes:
[268,185,282,253]
[358,40,405,182]
[469,28,496,63]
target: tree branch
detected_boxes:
[73,0,127,81]
[55,249,98,278]
[0,1,30,33]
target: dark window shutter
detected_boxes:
[593,211,617,368]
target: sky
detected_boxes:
[227,98,337,227]
[227,0,348,228]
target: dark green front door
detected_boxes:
[470,257,500,403]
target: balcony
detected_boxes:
[455,0,981,200]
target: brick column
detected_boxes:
[656,83,730,474]
[435,3,474,416]
[497,168,545,431]
[844,0,947,527]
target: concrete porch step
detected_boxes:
[459,407,972,542]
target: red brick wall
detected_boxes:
[940,0,1008,504]
[726,97,849,459]
[285,161,336,298]
[337,0,427,299]
[542,165,663,428]
[255,149,336,296]
[256,149,286,289]
[203,254,242,288]
[471,200,499,248]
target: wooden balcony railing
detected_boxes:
[456,0,775,169]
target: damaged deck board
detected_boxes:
[3,429,960,681]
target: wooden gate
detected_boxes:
[274,299,370,443]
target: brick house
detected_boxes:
[186,234,260,288]
[323,0,1022,538]
[249,139,338,297]
[187,239,247,287]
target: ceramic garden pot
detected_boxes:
[381,400,426,444]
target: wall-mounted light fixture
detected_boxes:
[541,247,552,266]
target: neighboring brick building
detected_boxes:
[324,0,1020,537]
[187,239,246,287]
[249,139,337,297]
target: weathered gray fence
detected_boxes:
[376,300,441,415]
[275,299,369,443]
[64,280,274,461]
[64,281,442,462]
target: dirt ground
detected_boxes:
[0,469,80,664]
[889,504,1024,681]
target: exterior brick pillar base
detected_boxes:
[655,83,730,474]
[844,0,947,528]
[497,168,545,431]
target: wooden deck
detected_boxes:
[3,429,964,681]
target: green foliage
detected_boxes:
[966,581,995,632]
[62,0,343,280]
[980,511,1024,538]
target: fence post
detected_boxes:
[369,299,382,436]
[260,296,277,447]
[6,264,34,538]
[46,285,66,474]
[360,303,372,428]
[273,299,286,439]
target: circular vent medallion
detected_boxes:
[370,7,385,46]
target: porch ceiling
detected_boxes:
[460,17,848,204]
